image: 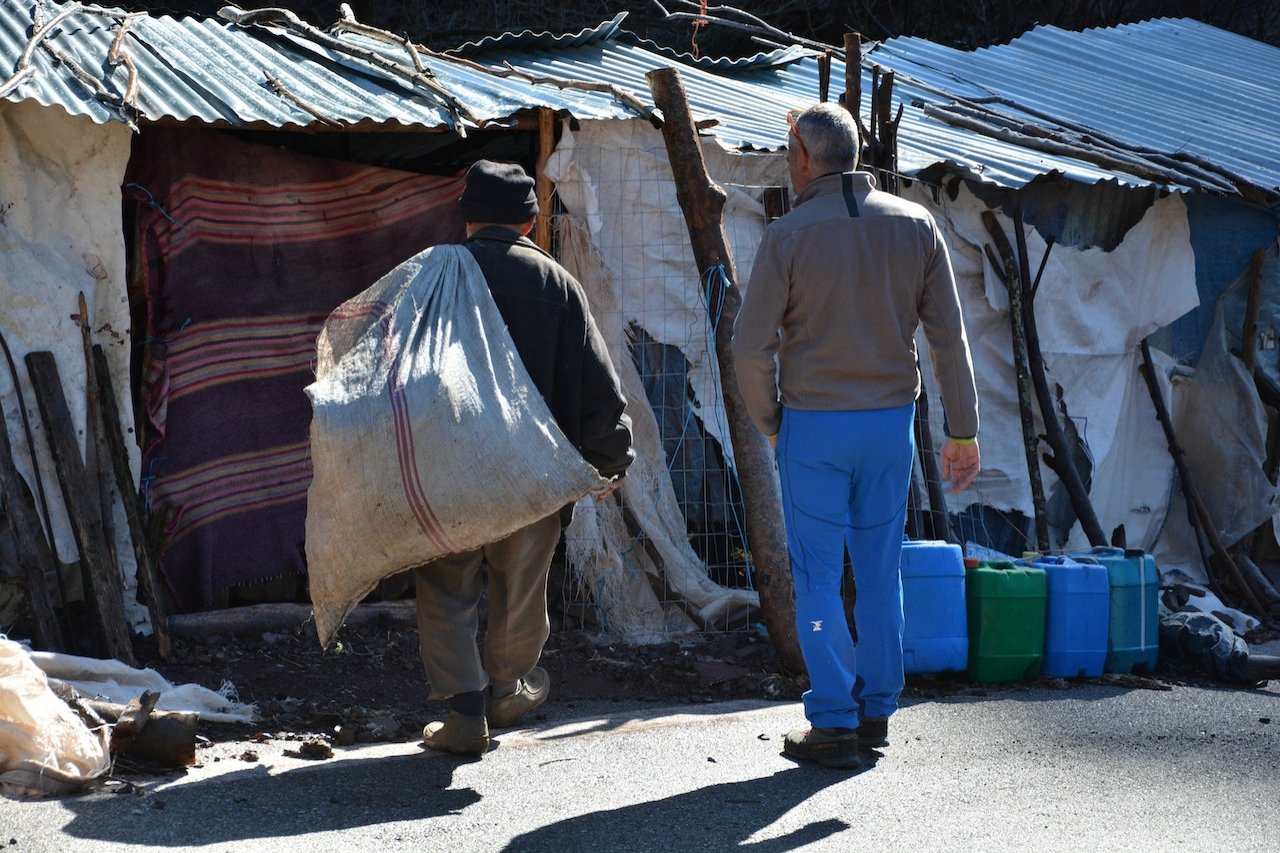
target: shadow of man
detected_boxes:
[501,761,876,852]
[59,750,480,846]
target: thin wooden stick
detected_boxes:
[264,70,342,127]
[1241,248,1266,373]
[982,212,1049,551]
[1009,199,1107,546]
[1138,339,1265,614]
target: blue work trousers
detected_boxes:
[776,404,915,729]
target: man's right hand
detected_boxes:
[941,440,981,492]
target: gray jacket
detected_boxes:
[732,170,979,438]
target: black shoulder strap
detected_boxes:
[841,172,861,218]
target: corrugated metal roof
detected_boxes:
[0,2,802,143]
[449,12,629,53]
[742,56,1161,191]
[456,37,811,150]
[0,2,652,132]
[0,3,460,129]
[866,18,1280,200]
[450,11,815,73]
[3,4,1276,201]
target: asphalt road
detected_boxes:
[4,677,1277,852]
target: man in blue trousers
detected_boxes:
[732,103,981,769]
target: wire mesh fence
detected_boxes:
[546,132,779,639]
[544,129,1040,640]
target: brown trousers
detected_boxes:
[414,513,561,699]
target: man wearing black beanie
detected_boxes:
[416,160,634,756]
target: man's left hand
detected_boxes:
[594,475,625,501]
[941,440,981,492]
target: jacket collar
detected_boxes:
[467,224,532,246]
[466,224,555,259]
[795,170,877,206]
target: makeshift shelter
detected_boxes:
[472,16,1280,623]
[0,2,794,645]
[850,19,1280,621]
[3,2,1277,656]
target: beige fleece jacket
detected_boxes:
[732,171,979,438]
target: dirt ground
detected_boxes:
[131,604,1031,751]
[128,603,1270,755]
[136,616,814,747]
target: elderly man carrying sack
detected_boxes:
[416,161,634,756]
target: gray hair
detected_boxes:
[793,103,860,172]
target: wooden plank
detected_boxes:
[93,344,172,659]
[0,397,64,650]
[25,350,136,664]
[77,293,116,569]
[534,106,555,252]
[168,600,416,641]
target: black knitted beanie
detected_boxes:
[458,160,539,224]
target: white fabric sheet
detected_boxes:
[0,101,144,628]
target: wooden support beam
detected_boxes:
[646,66,802,674]
[76,293,116,570]
[534,107,555,253]
[169,600,417,641]
[92,345,171,659]
[0,397,64,650]
[1241,248,1266,374]
[1138,340,1265,614]
[26,351,135,664]
[1009,198,1107,547]
[982,212,1050,551]
[913,377,953,542]
[844,33,863,133]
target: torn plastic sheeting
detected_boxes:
[913,182,1196,555]
[28,648,257,725]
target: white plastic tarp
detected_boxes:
[546,120,783,639]
[0,101,145,629]
[546,119,788,464]
[910,182,1200,568]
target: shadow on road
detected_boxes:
[58,751,480,846]
[500,761,875,852]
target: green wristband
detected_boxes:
[948,436,977,445]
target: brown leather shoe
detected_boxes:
[783,726,861,769]
[422,710,489,756]
[487,666,550,729]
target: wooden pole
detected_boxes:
[26,351,136,664]
[1241,248,1266,374]
[0,396,64,650]
[76,293,116,570]
[1009,198,1107,547]
[646,66,802,674]
[844,33,864,135]
[92,345,171,658]
[1138,339,1265,614]
[534,107,555,253]
[981,211,1049,551]
[913,379,953,542]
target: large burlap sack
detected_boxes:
[305,244,604,647]
[0,638,109,797]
